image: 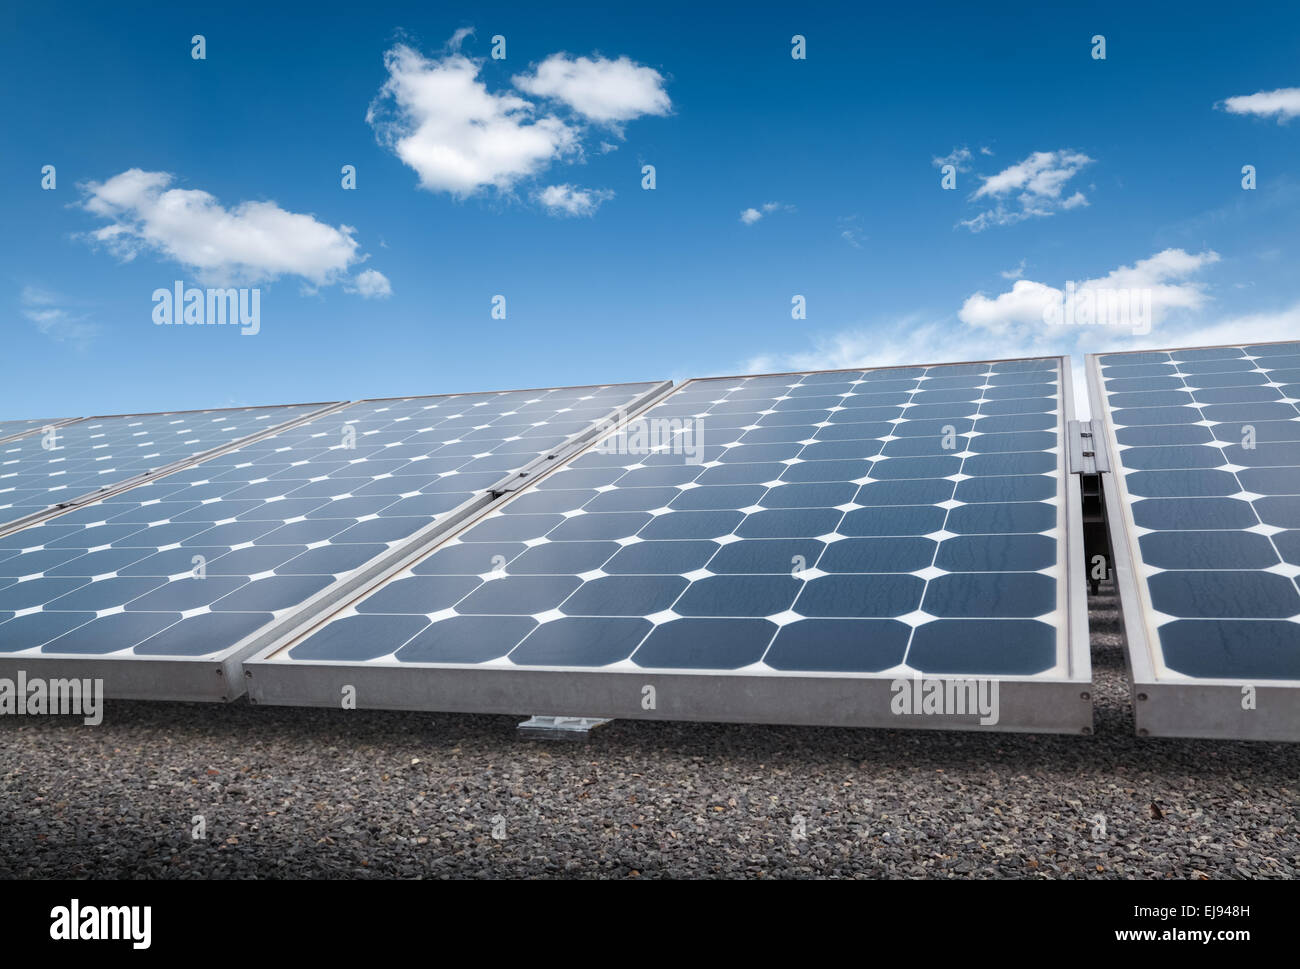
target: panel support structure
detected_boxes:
[517,715,613,740]
[1067,419,1113,596]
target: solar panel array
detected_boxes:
[1092,343,1300,686]
[0,405,329,531]
[16,346,1288,739]
[273,360,1075,692]
[0,385,661,667]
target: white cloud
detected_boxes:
[367,44,579,197]
[739,201,791,225]
[1218,87,1300,122]
[536,184,614,217]
[1000,258,1027,280]
[961,150,1094,231]
[20,286,98,349]
[513,54,670,124]
[742,316,990,376]
[959,248,1220,333]
[839,214,864,249]
[973,150,1092,199]
[1158,303,1300,348]
[932,146,972,171]
[79,169,363,286]
[368,39,664,210]
[958,279,1065,334]
[739,248,1245,418]
[349,268,392,299]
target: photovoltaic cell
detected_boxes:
[1091,342,1300,739]
[0,405,330,530]
[252,359,1090,732]
[0,384,663,682]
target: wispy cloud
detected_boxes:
[536,183,614,217]
[838,214,864,249]
[961,149,1094,231]
[740,201,793,225]
[1217,86,1300,122]
[1000,258,1027,280]
[20,286,99,350]
[932,146,973,171]
[447,26,475,51]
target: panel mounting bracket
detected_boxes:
[488,379,675,497]
[517,715,613,740]
[1066,419,1110,475]
[1067,419,1113,595]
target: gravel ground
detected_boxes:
[1,583,1296,879]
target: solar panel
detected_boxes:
[1088,341,1300,741]
[0,382,669,701]
[247,358,1092,734]
[0,418,74,445]
[0,404,337,535]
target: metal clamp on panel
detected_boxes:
[1066,419,1110,475]
[487,379,674,497]
[491,438,589,495]
[491,462,552,496]
[1067,419,1113,595]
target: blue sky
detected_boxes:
[3,0,1299,419]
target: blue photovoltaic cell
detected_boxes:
[285,360,1067,678]
[1097,342,1300,680]
[0,384,659,660]
[0,405,328,529]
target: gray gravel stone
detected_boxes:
[0,583,1295,878]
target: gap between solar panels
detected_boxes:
[0,417,83,447]
[0,382,670,702]
[1088,341,1300,742]
[0,402,346,539]
[246,356,1094,735]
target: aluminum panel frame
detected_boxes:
[1087,346,1300,742]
